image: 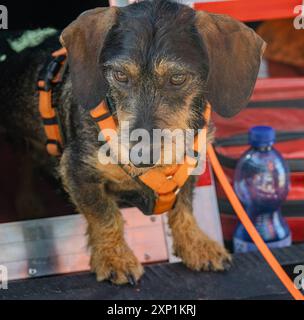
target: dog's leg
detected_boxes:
[168,179,231,271]
[86,209,144,285]
[59,152,144,285]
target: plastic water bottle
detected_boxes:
[233,126,291,253]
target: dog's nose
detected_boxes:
[129,143,161,168]
[132,162,154,169]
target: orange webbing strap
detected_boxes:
[38,80,63,156]
[139,103,211,214]
[90,101,117,141]
[138,165,180,214]
[38,49,67,157]
[52,47,67,58]
[207,144,304,300]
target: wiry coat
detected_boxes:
[0,0,265,284]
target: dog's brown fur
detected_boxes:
[168,192,231,271]
[0,0,265,284]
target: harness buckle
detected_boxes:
[37,55,66,91]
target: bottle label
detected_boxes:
[233,235,292,253]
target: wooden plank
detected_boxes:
[194,0,302,22]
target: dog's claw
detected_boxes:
[109,271,117,281]
[127,274,137,286]
[223,259,232,271]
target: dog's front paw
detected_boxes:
[173,228,232,272]
[90,243,144,285]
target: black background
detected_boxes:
[1,0,109,29]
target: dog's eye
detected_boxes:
[170,74,187,86]
[114,70,128,83]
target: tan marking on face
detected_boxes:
[154,59,169,77]
[106,59,140,78]
[154,59,184,77]
[124,62,140,78]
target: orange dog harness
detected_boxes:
[91,100,211,215]
[38,49,210,215]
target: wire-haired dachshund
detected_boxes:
[0,0,265,285]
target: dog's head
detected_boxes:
[60,0,265,168]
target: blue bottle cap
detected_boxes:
[249,126,276,148]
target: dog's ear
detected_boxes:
[60,7,118,109]
[195,12,266,117]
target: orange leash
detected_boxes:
[207,144,304,300]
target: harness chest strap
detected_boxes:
[38,84,63,156]
[90,101,211,215]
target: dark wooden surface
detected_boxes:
[1,244,303,300]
